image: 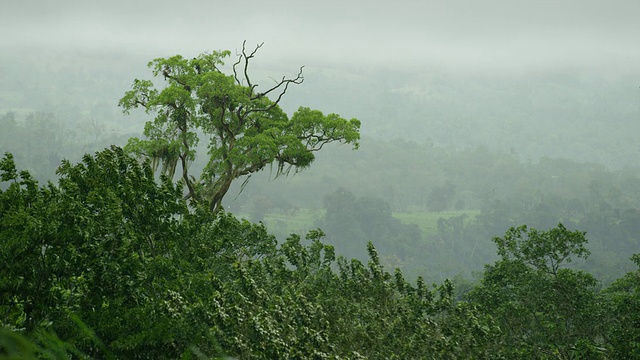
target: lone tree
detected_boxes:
[120,42,360,213]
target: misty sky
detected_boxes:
[2,0,639,72]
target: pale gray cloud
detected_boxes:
[1,0,639,71]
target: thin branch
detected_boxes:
[232,41,264,91]
[241,67,305,117]
[253,66,304,100]
[232,50,243,85]
[246,41,263,58]
[243,42,263,90]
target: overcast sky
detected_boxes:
[2,0,639,72]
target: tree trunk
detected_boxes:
[209,177,233,214]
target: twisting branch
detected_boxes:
[232,41,304,109]
[232,51,243,85]
[233,41,264,94]
[242,67,305,118]
[243,42,262,92]
[256,66,304,100]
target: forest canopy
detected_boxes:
[1,44,640,358]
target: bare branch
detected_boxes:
[232,50,243,85]
[232,41,265,93]
[240,66,305,118]
[254,66,304,100]
[230,41,304,118]
[245,42,263,58]
[243,44,264,94]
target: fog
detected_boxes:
[2,0,640,282]
[3,0,639,70]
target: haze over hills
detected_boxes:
[2,44,639,170]
[2,0,639,169]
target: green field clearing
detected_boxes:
[393,210,480,238]
[236,209,480,240]
[233,208,324,239]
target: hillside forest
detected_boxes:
[1,44,640,358]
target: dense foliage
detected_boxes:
[0,148,491,358]
[2,148,640,359]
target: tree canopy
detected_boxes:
[0,148,496,359]
[2,148,640,358]
[119,42,361,213]
[468,224,602,358]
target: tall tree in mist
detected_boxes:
[119,42,360,213]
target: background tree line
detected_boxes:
[3,108,640,285]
